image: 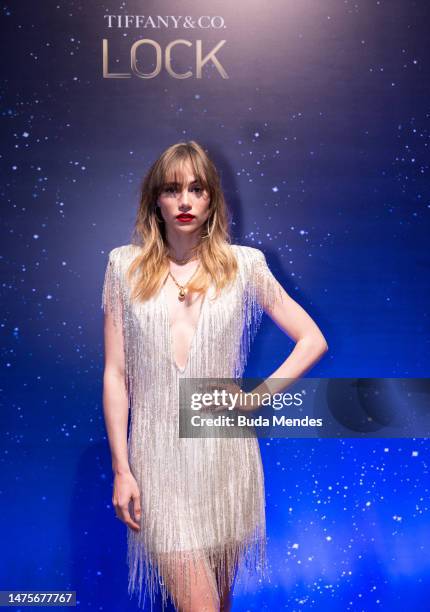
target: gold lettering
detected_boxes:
[196,40,228,79]
[102,38,229,79]
[165,39,193,79]
[102,39,130,78]
[131,39,162,79]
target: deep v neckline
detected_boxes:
[161,275,207,374]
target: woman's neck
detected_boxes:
[165,232,202,264]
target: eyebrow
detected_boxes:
[163,179,200,187]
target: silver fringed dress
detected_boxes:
[101,243,283,610]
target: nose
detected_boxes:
[179,188,190,207]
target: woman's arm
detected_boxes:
[102,250,141,532]
[261,286,328,379]
[103,307,130,476]
[247,250,328,405]
[243,291,328,409]
[103,308,141,532]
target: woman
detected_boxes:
[102,140,328,611]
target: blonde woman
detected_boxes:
[102,141,328,611]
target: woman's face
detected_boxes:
[157,162,211,236]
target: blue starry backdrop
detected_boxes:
[1,0,429,610]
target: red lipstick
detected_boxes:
[176,213,195,223]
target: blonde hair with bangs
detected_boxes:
[127,140,238,302]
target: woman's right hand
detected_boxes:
[112,471,141,532]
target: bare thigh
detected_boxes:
[158,553,220,612]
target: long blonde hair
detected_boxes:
[127,140,238,302]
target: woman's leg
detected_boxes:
[158,553,220,612]
[214,551,238,612]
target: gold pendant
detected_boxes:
[178,287,186,301]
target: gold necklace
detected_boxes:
[168,262,201,301]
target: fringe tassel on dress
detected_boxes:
[101,244,285,611]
